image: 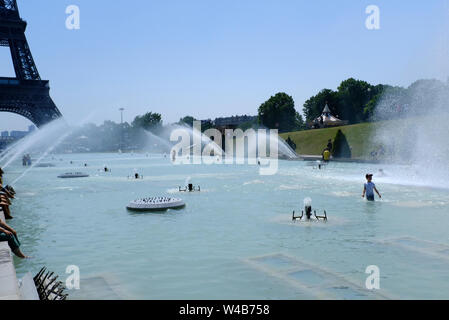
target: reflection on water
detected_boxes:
[3,153,449,299]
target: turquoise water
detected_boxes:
[4,153,449,299]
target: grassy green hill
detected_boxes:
[281,115,448,159]
[280,122,375,158]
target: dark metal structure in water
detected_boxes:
[292,205,327,221]
[0,0,62,127]
[34,267,68,300]
[179,183,200,192]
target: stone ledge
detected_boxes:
[0,209,21,300]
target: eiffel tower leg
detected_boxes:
[0,0,63,127]
[0,81,62,128]
[9,38,41,81]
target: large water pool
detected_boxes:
[4,153,449,299]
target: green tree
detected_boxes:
[303,79,389,125]
[200,120,214,132]
[286,136,297,151]
[363,84,389,120]
[132,112,162,131]
[237,118,258,131]
[332,130,352,158]
[303,89,340,123]
[178,115,196,127]
[295,114,306,131]
[258,92,299,133]
[337,78,375,123]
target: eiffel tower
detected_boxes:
[0,0,62,128]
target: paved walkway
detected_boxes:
[0,209,21,300]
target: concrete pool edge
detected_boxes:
[291,155,387,164]
[0,209,21,300]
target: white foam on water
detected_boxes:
[331,191,357,197]
[53,187,77,191]
[20,192,36,197]
[277,184,307,191]
[243,180,264,186]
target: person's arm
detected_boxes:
[1,188,13,198]
[374,187,382,199]
[0,224,12,235]
[1,196,11,204]
[0,221,16,235]
[362,185,366,198]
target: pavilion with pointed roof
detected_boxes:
[311,103,348,129]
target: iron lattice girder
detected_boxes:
[0,80,62,127]
[0,1,18,11]
[0,0,18,20]
[0,0,62,127]
[9,38,41,80]
[0,13,27,45]
[0,13,40,81]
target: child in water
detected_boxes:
[362,174,382,201]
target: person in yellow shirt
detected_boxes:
[322,148,331,162]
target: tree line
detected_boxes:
[58,77,449,153]
[258,77,449,133]
[58,112,163,153]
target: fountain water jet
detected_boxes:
[371,79,449,188]
[143,130,173,153]
[12,126,76,185]
[241,129,298,160]
[8,112,97,185]
[168,123,226,160]
[1,118,68,169]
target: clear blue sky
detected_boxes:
[1,0,449,130]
